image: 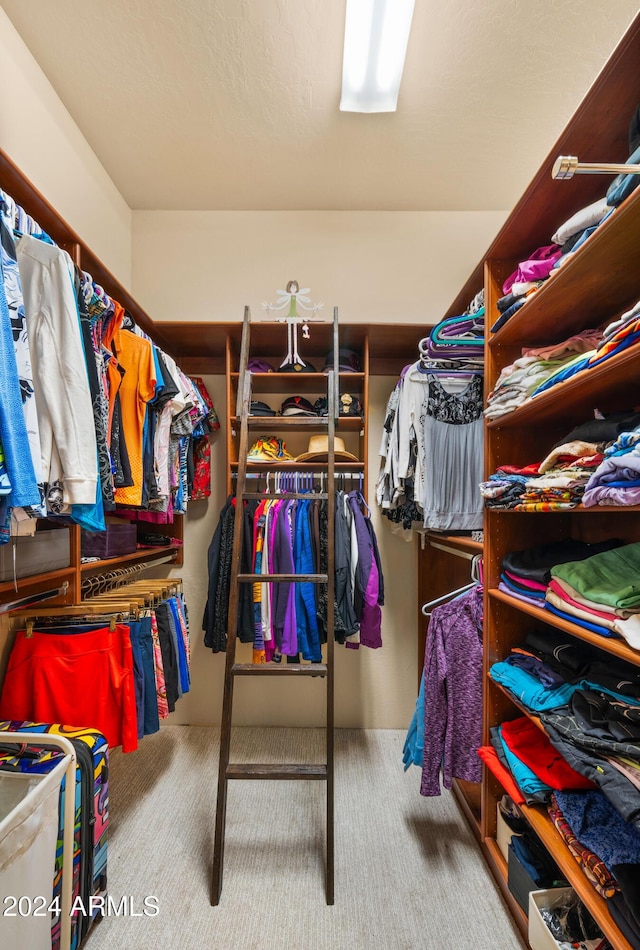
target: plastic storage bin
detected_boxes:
[0,530,70,582]
[528,887,576,950]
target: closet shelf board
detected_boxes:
[230,372,365,395]
[489,186,640,348]
[0,567,75,600]
[487,342,640,430]
[486,505,640,514]
[80,544,182,575]
[230,416,363,432]
[488,588,640,669]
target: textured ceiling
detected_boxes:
[2,0,638,211]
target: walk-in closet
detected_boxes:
[0,4,639,949]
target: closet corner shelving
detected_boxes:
[440,13,640,950]
[223,321,370,496]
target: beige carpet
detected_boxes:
[83,726,525,949]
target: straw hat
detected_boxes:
[296,435,359,462]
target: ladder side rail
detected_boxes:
[326,326,337,903]
[212,323,253,905]
[235,305,251,418]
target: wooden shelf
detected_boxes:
[487,340,640,430]
[489,187,640,348]
[230,416,363,431]
[231,371,365,394]
[426,532,483,555]
[488,588,640,668]
[0,567,74,602]
[521,806,634,950]
[80,544,181,575]
[482,805,633,950]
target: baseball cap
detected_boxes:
[323,348,361,373]
[280,357,317,373]
[280,396,317,417]
[248,358,274,373]
[250,400,277,416]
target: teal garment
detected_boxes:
[551,542,640,610]
[403,671,425,771]
[498,726,553,800]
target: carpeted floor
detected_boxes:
[83,726,525,949]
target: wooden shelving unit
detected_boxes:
[226,324,370,497]
[475,14,640,949]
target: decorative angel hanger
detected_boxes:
[262,280,324,369]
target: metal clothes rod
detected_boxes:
[552,155,640,179]
[0,581,69,615]
[428,540,476,562]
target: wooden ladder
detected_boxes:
[211,306,339,905]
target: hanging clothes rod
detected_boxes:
[428,540,476,561]
[552,155,640,179]
[0,581,69,615]
[80,554,177,597]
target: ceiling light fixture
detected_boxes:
[340,0,415,113]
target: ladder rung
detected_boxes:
[226,763,328,781]
[241,492,329,500]
[232,662,327,676]
[237,573,327,583]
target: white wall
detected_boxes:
[0,8,132,285]
[133,209,506,728]
[132,210,506,325]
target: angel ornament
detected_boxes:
[262,280,324,371]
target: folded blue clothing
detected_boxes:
[603,478,640,488]
[489,661,635,712]
[491,297,527,334]
[489,661,576,711]
[554,790,640,872]
[498,725,553,800]
[543,602,618,638]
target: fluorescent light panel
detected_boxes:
[340,0,415,113]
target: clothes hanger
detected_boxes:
[420,553,483,617]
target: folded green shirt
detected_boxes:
[551,541,640,610]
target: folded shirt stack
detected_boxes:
[481,412,640,511]
[546,542,640,649]
[583,419,640,509]
[480,450,601,511]
[485,329,603,420]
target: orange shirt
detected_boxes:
[112,326,156,507]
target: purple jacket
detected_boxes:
[348,493,382,649]
[420,585,483,796]
[271,500,298,655]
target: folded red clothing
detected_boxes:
[476,745,525,805]
[500,716,596,790]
